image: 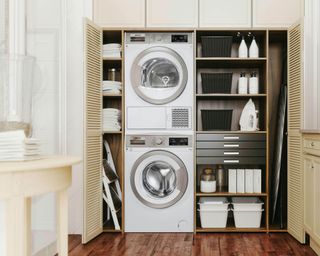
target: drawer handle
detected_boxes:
[311,142,315,147]
[224,152,239,155]
[224,136,239,140]
[224,144,239,148]
[224,159,240,163]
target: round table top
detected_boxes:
[0,155,82,173]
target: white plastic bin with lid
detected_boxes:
[231,197,264,211]
[198,197,229,228]
[231,197,264,228]
[198,197,229,211]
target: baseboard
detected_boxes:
[310,238,320,256]
[33,241,57,256]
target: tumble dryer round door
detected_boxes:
[130,46,188,105]
[130,150,188,209]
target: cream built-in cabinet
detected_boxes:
[146,0,198,27]
[252,0,303,28]
[303,0,320,130]
[199,0,251,28]
[93,0,145,27]
[303,135,320,255]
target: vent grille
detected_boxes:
[172,108,189,128]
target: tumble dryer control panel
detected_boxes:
[126,32,193,44]
[126,135,192,147]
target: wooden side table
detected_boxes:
[0,156,81,256]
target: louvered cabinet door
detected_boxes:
[287,22,305,243]
[83,18,103,244]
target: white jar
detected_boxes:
[249,72,259,94]
[238,72,248,94]
[200,180,216,193]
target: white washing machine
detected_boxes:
[125,32,194,133]
[125,134,194,232]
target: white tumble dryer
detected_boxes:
[125,134,194,232]
[124,32,194,133]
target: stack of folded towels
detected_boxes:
[103,108,121,131]
[0,130,41,161]
[103,43,121,58]
[103,80,122,94]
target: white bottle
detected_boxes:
[249,72,259,94]
[238,36,248,58]
[249,36,259,58]
[238,72,248,94]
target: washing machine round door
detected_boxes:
[131,46,188,105]
[131,150,188,209]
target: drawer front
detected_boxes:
[196,133,266,142]
[303,137,320,157]
[197,141,266,149]
[197,149,266,157]
[197,157,266,165]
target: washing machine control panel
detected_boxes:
[127,135,192,147]
[126,32,192,44]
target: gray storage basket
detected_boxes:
[201,36,233,57]
[201,109,233,131]
[201,73,233,94]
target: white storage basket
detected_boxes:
[232,209,264,228]
[198,209,229,228]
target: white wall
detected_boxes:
[26,0,64,254]
[66,0,92,235]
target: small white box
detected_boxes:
[232,209,264,228]
[253,169,262,193]
[228,169,237,193]
[199,209,229,228]
[245,169,254,193]
[237,169,245,193]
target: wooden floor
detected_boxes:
[69,233,317,256]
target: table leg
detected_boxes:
[57,188,68,256]
[6,197,32,256]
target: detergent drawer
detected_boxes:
[196,157,266,165]
[196,133,266,142]
[197,149,266,157]
[196,141,266,149]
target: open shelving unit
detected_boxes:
[102,29,124,233]
[194,30,269,233]
[194,29,287,233]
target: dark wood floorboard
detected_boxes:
[69,233,317,256]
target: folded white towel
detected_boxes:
[103,43,121,49]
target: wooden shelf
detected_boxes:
[102,57,122,61]
[102,92,122,97]
[103,131,122,134]
[196,192,268,197]
[196,131,267,134]
[103,228,122,233]
[196,94,267,99]
[196,57,266,68]
[196,227,267,233]
[196,57,267,61]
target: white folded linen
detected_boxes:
[103,43,121,50]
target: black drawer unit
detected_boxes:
[196,133,266,165]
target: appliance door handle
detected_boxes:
[224,144,239,148]
[223,159,240,163]
[224,152,239,155]
[223,136,239,140]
